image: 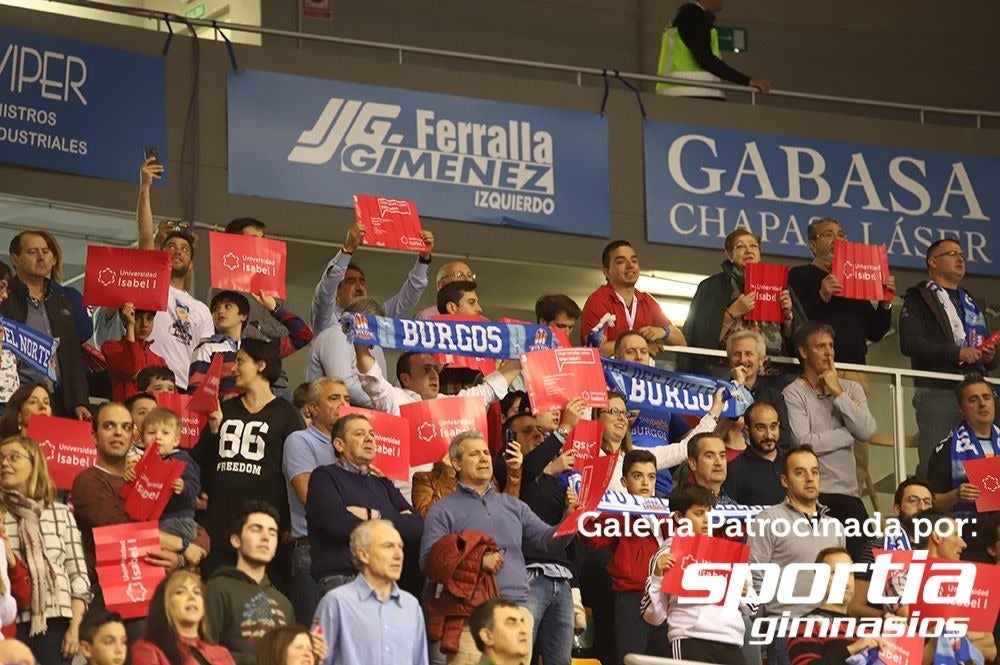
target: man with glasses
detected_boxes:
[788,217,894,365]
[900,239,999,479]
[312,220,434,333]
[847,478,933,618]
[416,260,477,320]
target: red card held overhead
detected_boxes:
[151,391,207,449]
[188,353,223,415]
[339,406,412,483]
[561,420,603,472]
[400,396,488,468]
[93,522,165,619]
[83,246,172,312]
[25,415,97,490]
[120,444,186,522]
[660,532,751,600]
[962,456,1000,513]
[431,314,499,375]
[553,452,618,537]
[209,231,287,298]
[520,347,608,414]
[832,240,891,302]
[743,262,788,323]
[353,194,428,253]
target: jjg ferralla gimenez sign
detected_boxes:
[644,121,1000,276]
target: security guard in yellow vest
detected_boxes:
[657,0,770,98]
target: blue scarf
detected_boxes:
[602,357,753,420]
[932,636,984,665]
[926,281,989,348]
[0,316,59,382]
[341,313,560,359]
[949,420,1000,518]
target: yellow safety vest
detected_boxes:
[656,26,724,98]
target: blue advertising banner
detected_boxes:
[644,121,1000,276]
[227,69,610,237]
[0,26,166,183]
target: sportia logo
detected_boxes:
[288,98,559,215]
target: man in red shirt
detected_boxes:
[580,240,686,355]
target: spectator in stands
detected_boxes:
[291,381,312,427]
[581,240,685,354]
[900,238,999,479]
[535,294,581,342]
[3,231,90,420]
[928,373,998,561]
[413,260,477,320]
[783,321,876,559]
[37,230,92,344]
[306,413,423,595]
[195,339,305,583]
[282,378,348,622]
[137,366,176,394]
[204,501,300,665]
[101,303,167,403]
[78,609,127,665]
[124,392,159,462]
[726,330,793,451]
[0,261,19,410]
[135,407,200,547]
[131,571,236,665]
[684,229,804,370]
[313,519,426,665]
[656,0,770,97]
[436,280,483,317]
[0,383,52,438]
[848,478,932,618]
[613,330,652,365]
[190,290,312,395]
[786,548,883,665]
[747,445,846,665]
[421,431,571,665]
[724,402,786,505]
[643,483,753,665]
[310,221,433,334]
[254,624,319,665]
[307,297,385,408]
[686,433,733,504]
[0,434,91,663]
[468,598,533,665]
[788,218,893,365]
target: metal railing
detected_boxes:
[36,0,1000,127]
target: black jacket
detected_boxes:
[899,282,998,388]
[0,276,89,415]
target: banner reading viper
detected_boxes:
[644,121,1000,276]
[227,69,610,237]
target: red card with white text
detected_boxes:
[121,445,186,522]
[353,194,428,253]
[339,406,411,482]
[554,453,618,537]
[400,396,488,467]
[209,231,287,298]
[188,353,223,415]
[26,415,97,490]
[743,263,788,323]
[561,420,603,471]
[93,522,165,619]
[660,533,751,598]
[151,392,207,449]
[521,348,608,414]
[962,456,1000,512]
[874,636,924,665]
[83,246,172,311]
[832,240,890,302]
[909,559,1000,632]
[978,329,1000,350]
[430,314,499,375]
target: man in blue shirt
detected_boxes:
[313,519,428,665]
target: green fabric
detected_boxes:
[656,26,720,91]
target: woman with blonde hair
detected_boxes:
[131,570,235,665]
[0,435,90,662]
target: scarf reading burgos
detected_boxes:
[341,313,561,359]
[2,490,59,635]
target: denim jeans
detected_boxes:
[523,571,574,665]
[290,541,326,624]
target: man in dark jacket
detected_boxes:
[3,230,90,419]
[899,238,999,478]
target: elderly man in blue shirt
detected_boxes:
[313,519,428,665]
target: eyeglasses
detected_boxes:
[602,407,630,418]
[931,250,965,260]
[816,230,847,240]
[902,495,934,507]
[100,421,135,433]
[451,271,476,282]
[0,453,29,465]
[731,242,760,252]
